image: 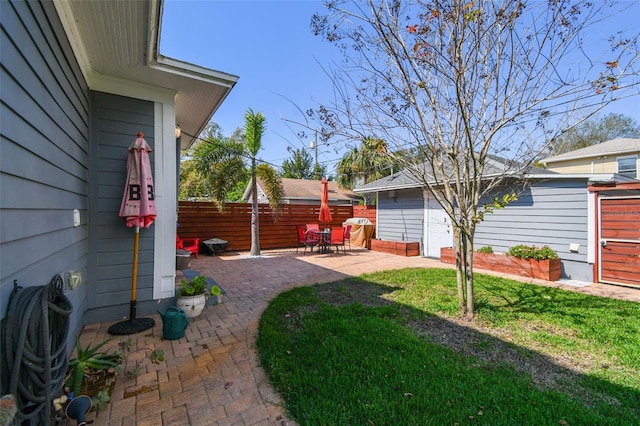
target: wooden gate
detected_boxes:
[598,196,640,287]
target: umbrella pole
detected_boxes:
[129,226,140,320]
[109,226,155,335]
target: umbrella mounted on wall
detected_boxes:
[109,132,156,335]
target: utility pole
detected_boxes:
[310,131,318,167]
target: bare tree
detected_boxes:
[309,0,639,319]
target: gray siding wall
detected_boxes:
[1,1,89,337]
[377,188,424,246]
[475,179,591,281]
[85,92,155,323]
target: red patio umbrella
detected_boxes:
[109,131,157,335]
[319,177,332,227]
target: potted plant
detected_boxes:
[63,337,165,417]
[65,337,123,399]
[176,275,221,318]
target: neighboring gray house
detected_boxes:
[355,164,636,282]
[0,0,237,344]
[243,177,361,205]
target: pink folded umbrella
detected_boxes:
[119,132,157,228]
[110,131,156,335]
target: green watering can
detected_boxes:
[157,306,189,340]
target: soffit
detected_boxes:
[66,0,238,148]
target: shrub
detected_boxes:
[477,246,494,254]
[507,244,558,260]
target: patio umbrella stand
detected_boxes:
[109,132,157,335]
[108,226,155,335]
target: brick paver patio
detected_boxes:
[77,248,639,425]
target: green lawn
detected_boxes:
[257,268,640,425]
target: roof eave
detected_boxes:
[56,0,238,149]
[150,55,238,149]
[354,182,423,193]
[542,149,640,164]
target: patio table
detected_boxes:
[311,229,332,254]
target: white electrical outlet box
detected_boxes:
[73,209,80,227]
[569,243,580,253]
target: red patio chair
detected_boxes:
[343,225,352,252]
[306,223,320,231]
[296,225,320,255]
[329,227,346,254]
[176,235,200,258]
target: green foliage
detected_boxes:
[191,127,248,210]
[336,137,393,189]
[244,108,266,157]
[281,148,317,179]
[477,245,494,254]
[92,390,111,412]
[281,135,327,180]
[116,339,165,378]
[550,113,640,155]
[178,276,221,300]
[149,349,165,364]
[335,136,396,205]
[507,244,558,260]
[178,159,210,200]
[475,193,518,223]
[226,177,250,202]
[256,163,283,217]
[311,162,327,181]
[178,276,208,296]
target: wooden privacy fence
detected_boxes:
[177,202,376,252]
[353,205,376,225]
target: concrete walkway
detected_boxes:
[79,248,640,425]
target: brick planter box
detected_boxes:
[440,247,562,281]
[370,239,420,257]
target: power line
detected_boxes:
[180,130,284,170]
[180,129,347,174]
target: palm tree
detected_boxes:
[336,137,395,204]
[189,117,282,256]
[244,109,284,256]
[192,125,247,210]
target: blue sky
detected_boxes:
[161,0,339,170]
[160,1,640,173]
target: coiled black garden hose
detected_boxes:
[3,275,73,424]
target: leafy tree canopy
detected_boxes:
[180,123,248,203]
[550,113,640,155]
[282,148,314,178]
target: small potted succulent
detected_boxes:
[176,276,221,318]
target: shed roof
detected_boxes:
[354,157,553,193]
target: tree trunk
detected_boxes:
[249,163,260,256]
[464,235,475,319]
[454,228,466,315]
